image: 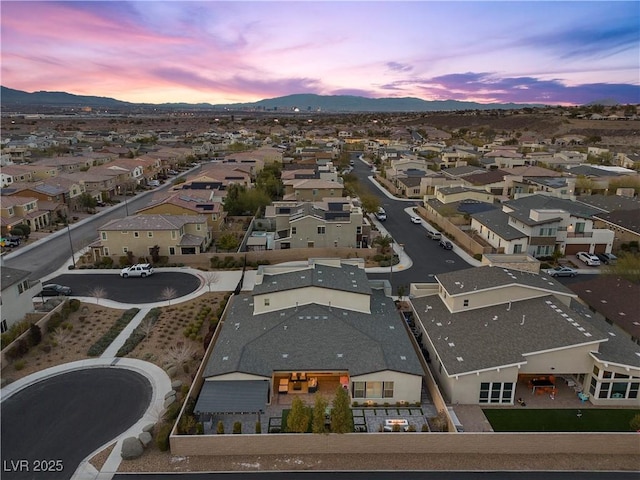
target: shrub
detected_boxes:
[421,424,429,432]
[68,299,81,311]
[46,312,63,333]
[217,421,225,434]
[29,324,42,347]
[163,403,181,422]
[407,425,416,432]
[233,421,242,434]
[630,413,640,431]
[87,308,140,357]
[255,422,262,434]
[14,360,26,371]
[473,253,483,261]
[156,423,172,451]
[0,320,30,349]
[196,422,204,435]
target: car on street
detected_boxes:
[410,216,422,224]
[596,252,617,265]
[167,169,179,175]
[439,239,453,250]
[120,263,154,278]
[375,208,387,221]
[1,236,21,247]
[577,251,601,266]
[148,180,161,187]
[39,284,73,296]
[426,229,442,240]
[545,266,578,277]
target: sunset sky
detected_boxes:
[2,1,639,106]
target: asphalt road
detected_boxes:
[113,471,637,480]
[41,271,201,304]
[349,153,471,291]
[1,368,152,480]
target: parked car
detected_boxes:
[410,216,422,224]
[375,208,387,221]
[545,266,578,277]
[439,239,453,250]
[2,236,21,247]
[596,253,617,265]
[576,251,601,266]
[120,263,154,278]
[148,180,161,187]
[426,229,442,240]
[39,284,72,296]
[167,169,179,175]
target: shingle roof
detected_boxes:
[576,194,640,213]
[411,294,607,376]
[1,266,31,290]
[504,195,601,218]
[593,209,640,234]
[203,287,423,379]
[471,209,528,241]
[435,266,575,298]
[99,214,206,231]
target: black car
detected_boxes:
[40,284,72,296]
[439,239,453,250]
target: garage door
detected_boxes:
[593,244,607,254]
[565,244,590,255]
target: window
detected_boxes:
[169,247,175,255]
[264,298,270,306]
[171,231,176,239]
[575,222,585,233]
[147,232,153,237]
[356,226,362,234]
[383,382,394,398]
[353,382,365,398]
[103,247,109,255]
[365,382,383,398]
[196,224,201,231]
[291,227,297,235]
[463,299,469,307]
[17,280,28,294]
[0,320,7,333]
[513,244,522,254]
[134,232,140,238]
[121,231,128,234]
[317,226,326,235]
[479,382,514,404]
[101,232,107,240]
[123,247,128,253]
[593,365,600,377]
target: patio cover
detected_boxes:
[194,380,268,414]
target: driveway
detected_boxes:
[41,271,201,304]
[1,368,151,480]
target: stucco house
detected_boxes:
[0,267,41,333]
[93,213,211,261]
[409,266,640,406]
[194,260,424,416]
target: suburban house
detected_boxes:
[1,164,36,187]
[0,195,51,235]
[470,195,615,257]
[0,267,41,333]
[93,213,211,261]
[136,190,226,233]
[194,259,424,416]
[282,178,344,201]
[264,197,367,249]
[409,266,640,406]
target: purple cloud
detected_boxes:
[386,62,413,73]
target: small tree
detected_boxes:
[630,413,640,431]
[217,233,239,252]
[165,342,195,366]
[233,421,242,434]
[29,323,42,346]
[330,386,353,433]
[88,286,107,305]
[373,235,393,254]
[139,316,155,339]
[430,410,449,432]
[287,397,311,433]
[216,420,225,434]
[159,286,178,305]
[203,271,220,292]
[150,245,161,264]
[312,395,329,434]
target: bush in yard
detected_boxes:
[287,397,311,433]
[46,312,63,333]
[0,320,30,349]
[155,423,172,451]
[87,308,140,357]
[233,421,242,434]
[630,414,640,431]
[68,299,81,312]
[255,422,262,434]
[330,386,353,433]
[163,402,181,422]
[217,421,225,434]
[29,323,42,346]
[196,422,204,435]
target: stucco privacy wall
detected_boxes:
[170,432,636,457]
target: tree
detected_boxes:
[11,223,30,239]
[203,271,220,292]
[78,193,97,212]
[29,323,42,346]
[330,386,353,433]
[88,286,107,305]
[159,286,177,305]
[217,233,239,252]
[287,397,311,433]
[360,194,380,214]
[149,245,160,264]
[312,395,329,434]
[165,342,195,366]
[373,235,393,254]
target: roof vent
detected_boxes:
[337,353,343,358]
[400,355,407,360]
[282,353,289,358]
[389,325,395,330]
[222,356,229,361]
[456,356,464,362]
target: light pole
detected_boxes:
[66,220,76,269]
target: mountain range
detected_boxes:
[1,86,547,113]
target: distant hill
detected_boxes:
[1,86,545,112]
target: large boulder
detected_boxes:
[171,380,183,390]
[138,431,153,448]
[121,437,144,460]
[163,394,176,409]
[142,423,155,434]
[164,390,176,400]
[166,365,178,378]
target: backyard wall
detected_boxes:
[170,431,636,457]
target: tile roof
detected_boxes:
[470,209,529,240]
[99,214,206,231]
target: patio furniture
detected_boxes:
[279,378,289,394]
[578,392,589,402]
[531,378,555,394]
[308,377,318,393]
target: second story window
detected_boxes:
[101,232,107,240]
[291,227,297,235]
[317,226,326,235]
[147,232,153,238]
[134,232,140,238]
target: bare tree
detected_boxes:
[165,342,195,366]
[203,271,220,292]
[159,286,177,305]
[139,316,155,339]
[50,327,73,347]
[88,286,107,305]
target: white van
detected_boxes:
[447,407,464,432]
[375,207,387,221]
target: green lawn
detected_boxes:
[483,408,640,432]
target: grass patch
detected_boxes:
[483,408,640,432]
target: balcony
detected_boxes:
[567,231,593,238]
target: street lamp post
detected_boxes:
[66,220,76,269]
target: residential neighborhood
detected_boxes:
[1,105,639,473]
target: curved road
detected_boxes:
[42,271,201,304]
[1,368,152,480]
